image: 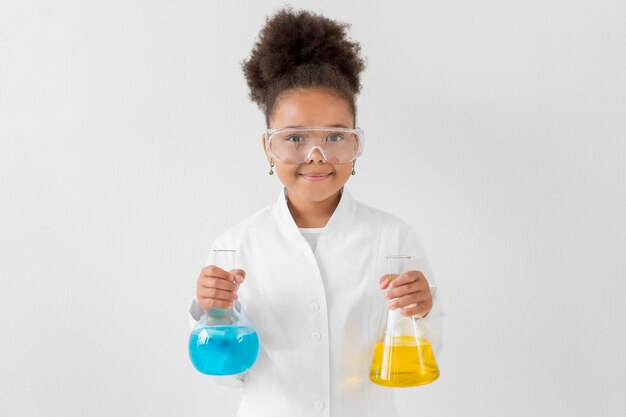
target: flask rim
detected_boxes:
[385,254,411,260]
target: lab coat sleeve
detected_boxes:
[400,225,445,358]
[188,236,249,388]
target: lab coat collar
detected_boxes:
[275,185,357,233]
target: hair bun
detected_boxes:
[242,6,366,110]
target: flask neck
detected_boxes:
[205,306,237,326]
[386,254,410,281]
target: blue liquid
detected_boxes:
[189,325,259,375]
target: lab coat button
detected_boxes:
[312,400,325,409]
[309,302,320,312]
[310,332,321,341]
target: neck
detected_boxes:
[287,189,342,228]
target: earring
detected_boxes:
[351,160,356,175]
[269,160,274,175]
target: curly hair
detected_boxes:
[241,6,367,127]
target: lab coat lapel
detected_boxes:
[274,185,357,234]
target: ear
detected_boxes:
[261,134,270,162]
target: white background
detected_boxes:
[1,1,625,416]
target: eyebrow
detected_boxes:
[282,124,350,128]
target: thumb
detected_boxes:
[379,274,390,289]
[379,273,397,289]
[229,268,246,284]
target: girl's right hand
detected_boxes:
[196,265,246,309]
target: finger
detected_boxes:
[198,277,237,292]
[388,271,423,288]
[386,281,423,299]
[389,293,430,310]
[198,287,238,302]
[400,300,432,317]
[201,265,231,280]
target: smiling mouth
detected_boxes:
[299,172,333,180]
[300,172,333,176]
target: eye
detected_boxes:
[286,135,304,143]
[327,134,344,142]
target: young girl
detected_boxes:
[189,6,443,416]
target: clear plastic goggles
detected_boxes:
[264,126,364,164]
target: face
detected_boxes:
[262,87,355,203]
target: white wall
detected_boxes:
[1,1,624,416]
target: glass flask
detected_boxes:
[188,249,259,376]
[369,255,440,387]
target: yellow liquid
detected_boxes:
[369,336,440,387]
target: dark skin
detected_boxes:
[197,86,432,318]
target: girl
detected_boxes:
[189,6,443,417]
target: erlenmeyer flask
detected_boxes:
[369,254,440,387]
[188,249,259,376]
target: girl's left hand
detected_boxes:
[379,270,432,317]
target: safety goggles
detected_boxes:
[264,126,365,164]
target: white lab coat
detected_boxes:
[188,186,444,417]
